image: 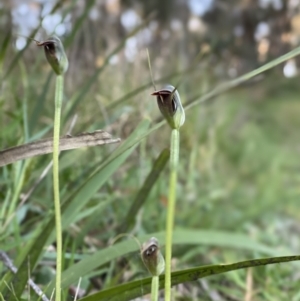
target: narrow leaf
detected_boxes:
[80,255,300,301]
[2,120,150,299]
[119,148,170,232]
[55,229,281,292]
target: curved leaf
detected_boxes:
[53,229,283,292]
[80,255,300,301]
[119,148,170,232]
[1,120,150,300]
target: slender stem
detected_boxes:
[7,161,28,217]
[165,129,179,301]
[53,74,63,301]
[20,61,29,142]
[151,276,159,301]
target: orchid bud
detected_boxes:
[151,85,185,130]
[37,36,68,75]
[141,237,165,276]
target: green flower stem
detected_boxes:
[165,129,179,301]
[53,74,63,301]
[151,276,159,301]
[141,237,165,300]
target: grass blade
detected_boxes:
[106,67,197,112]
[119,148,170,232]
[64,14,155,121]
[64,0,96,48]
[80,255,300,301]
[185,45,300,111]
[54,229,282,292]
[4,1,63,78]
[1,120,150,299]
[0,31,11,69]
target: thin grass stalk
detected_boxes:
[20,61,29,142]
[165,129,179,300]
[151,276,159,301]
[5,61,30,225]
[36,36,68,301]
[6,160,29,222]
[53,74,64,301]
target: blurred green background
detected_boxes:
[1,0,300,300]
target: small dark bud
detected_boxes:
[37,36,68,75]
[151,85,185,130]
[141,237,165,276]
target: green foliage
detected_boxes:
[79,255,300,301]
[1,1,300,300]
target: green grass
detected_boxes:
[1,2,300,300]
